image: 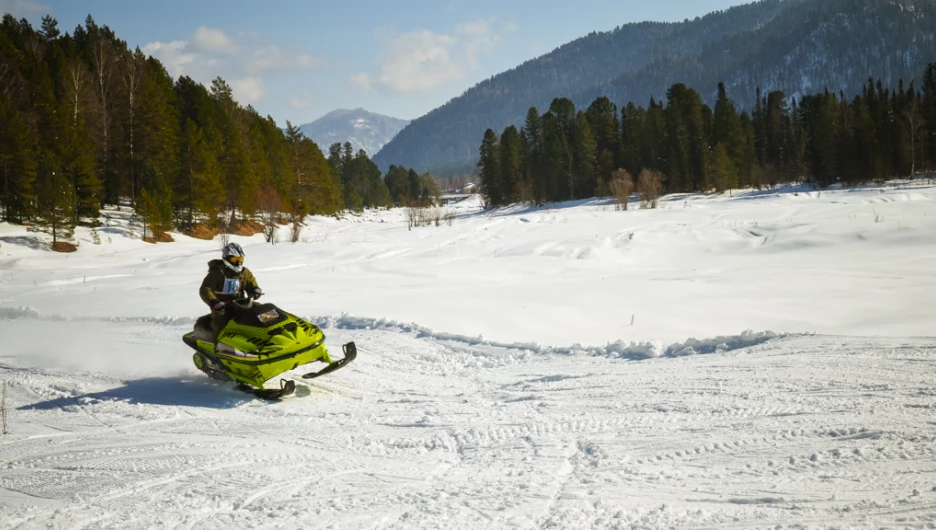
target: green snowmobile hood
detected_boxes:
[187,305,333,388]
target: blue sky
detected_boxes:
[4,0,746,125]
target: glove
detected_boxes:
[211,299,227,312]
[248,287,263,300]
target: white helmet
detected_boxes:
[222,242,245,273]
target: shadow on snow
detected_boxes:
[18,377,254,410]
[0,236,48,251]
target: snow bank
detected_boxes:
[310,312,783,360]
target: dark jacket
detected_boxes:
[199,259,260,307]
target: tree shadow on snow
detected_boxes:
[0,236,49,251]
[18,377,254,411]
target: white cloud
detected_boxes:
[142,40,194,78]
[289,97,314,110]
[456,19,499,69]
[0,0,50,17]
[350,73,374,91]
[244,45,323,74]
[372,26,398,42]
[364,19,504,94]
[191,26,240,55]
[230,77,264,103]
[376,29,460,93]
[140,28,323,105]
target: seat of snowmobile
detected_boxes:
[228,303,289,328]
[193,315,214,341]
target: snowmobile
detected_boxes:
[182,296,356,400]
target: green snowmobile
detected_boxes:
[183,297,356,400]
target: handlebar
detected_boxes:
[217,294,259,311]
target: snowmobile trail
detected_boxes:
[3,327,936,529]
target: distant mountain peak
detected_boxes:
[297,109,409,157]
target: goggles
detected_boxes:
[227,256,244,266]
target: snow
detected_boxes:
[1,181,935,528]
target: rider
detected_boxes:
[200,242,263,338]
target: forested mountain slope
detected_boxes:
[374,0,936,176]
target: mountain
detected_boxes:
[297,108,409,157]
[374,0,936,176]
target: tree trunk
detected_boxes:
[122,52,142,206]
[92,40,113,194]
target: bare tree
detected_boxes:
[290,215,303,243]
[65,58,92,128]
[903,93,925,175]
[120,49,144,204]
[638,169,664,209]
[608,169,635,211]
[405,204,435,230]
[258,185,284,244]
[90,39,116,169]
[406,205,418,231]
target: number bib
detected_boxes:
[221,278,241,295]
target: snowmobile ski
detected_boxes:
[238,379,296,400]
[302,342,357,379]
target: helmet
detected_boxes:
[222,242,245,273]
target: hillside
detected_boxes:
[373,0,936,176]
[297,108,409,157]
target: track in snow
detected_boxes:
[2,322,935,529]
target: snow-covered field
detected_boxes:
[1,182,935,529]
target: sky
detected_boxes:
[3,0,747,126]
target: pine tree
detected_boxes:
[547,98,576,201]
[407,168,421,204]
[922,63,936,170]
[738,112,758,188]
[540,111,569,202]
[179,119,223,230]
[665,85,693,191]
[713,83,745,163]
[572,112,597,198]
[327,142,344,176]
[384,165,410,205]
[643,99,667,174]
[418,173,441,205]
[620,102,644,179]
[285,120,306,185]
[711,144,739,193]
[478,129,500,206]
[210,77,251,222]
[40,15,60,40]
[34,155,76,247]
[521,107,545,204]
[802,91,840,185]
[302,138,344,216]
[342,181,363,213]
[585,96,621,190]
[0,96,37,222]
[498,125,523,204]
